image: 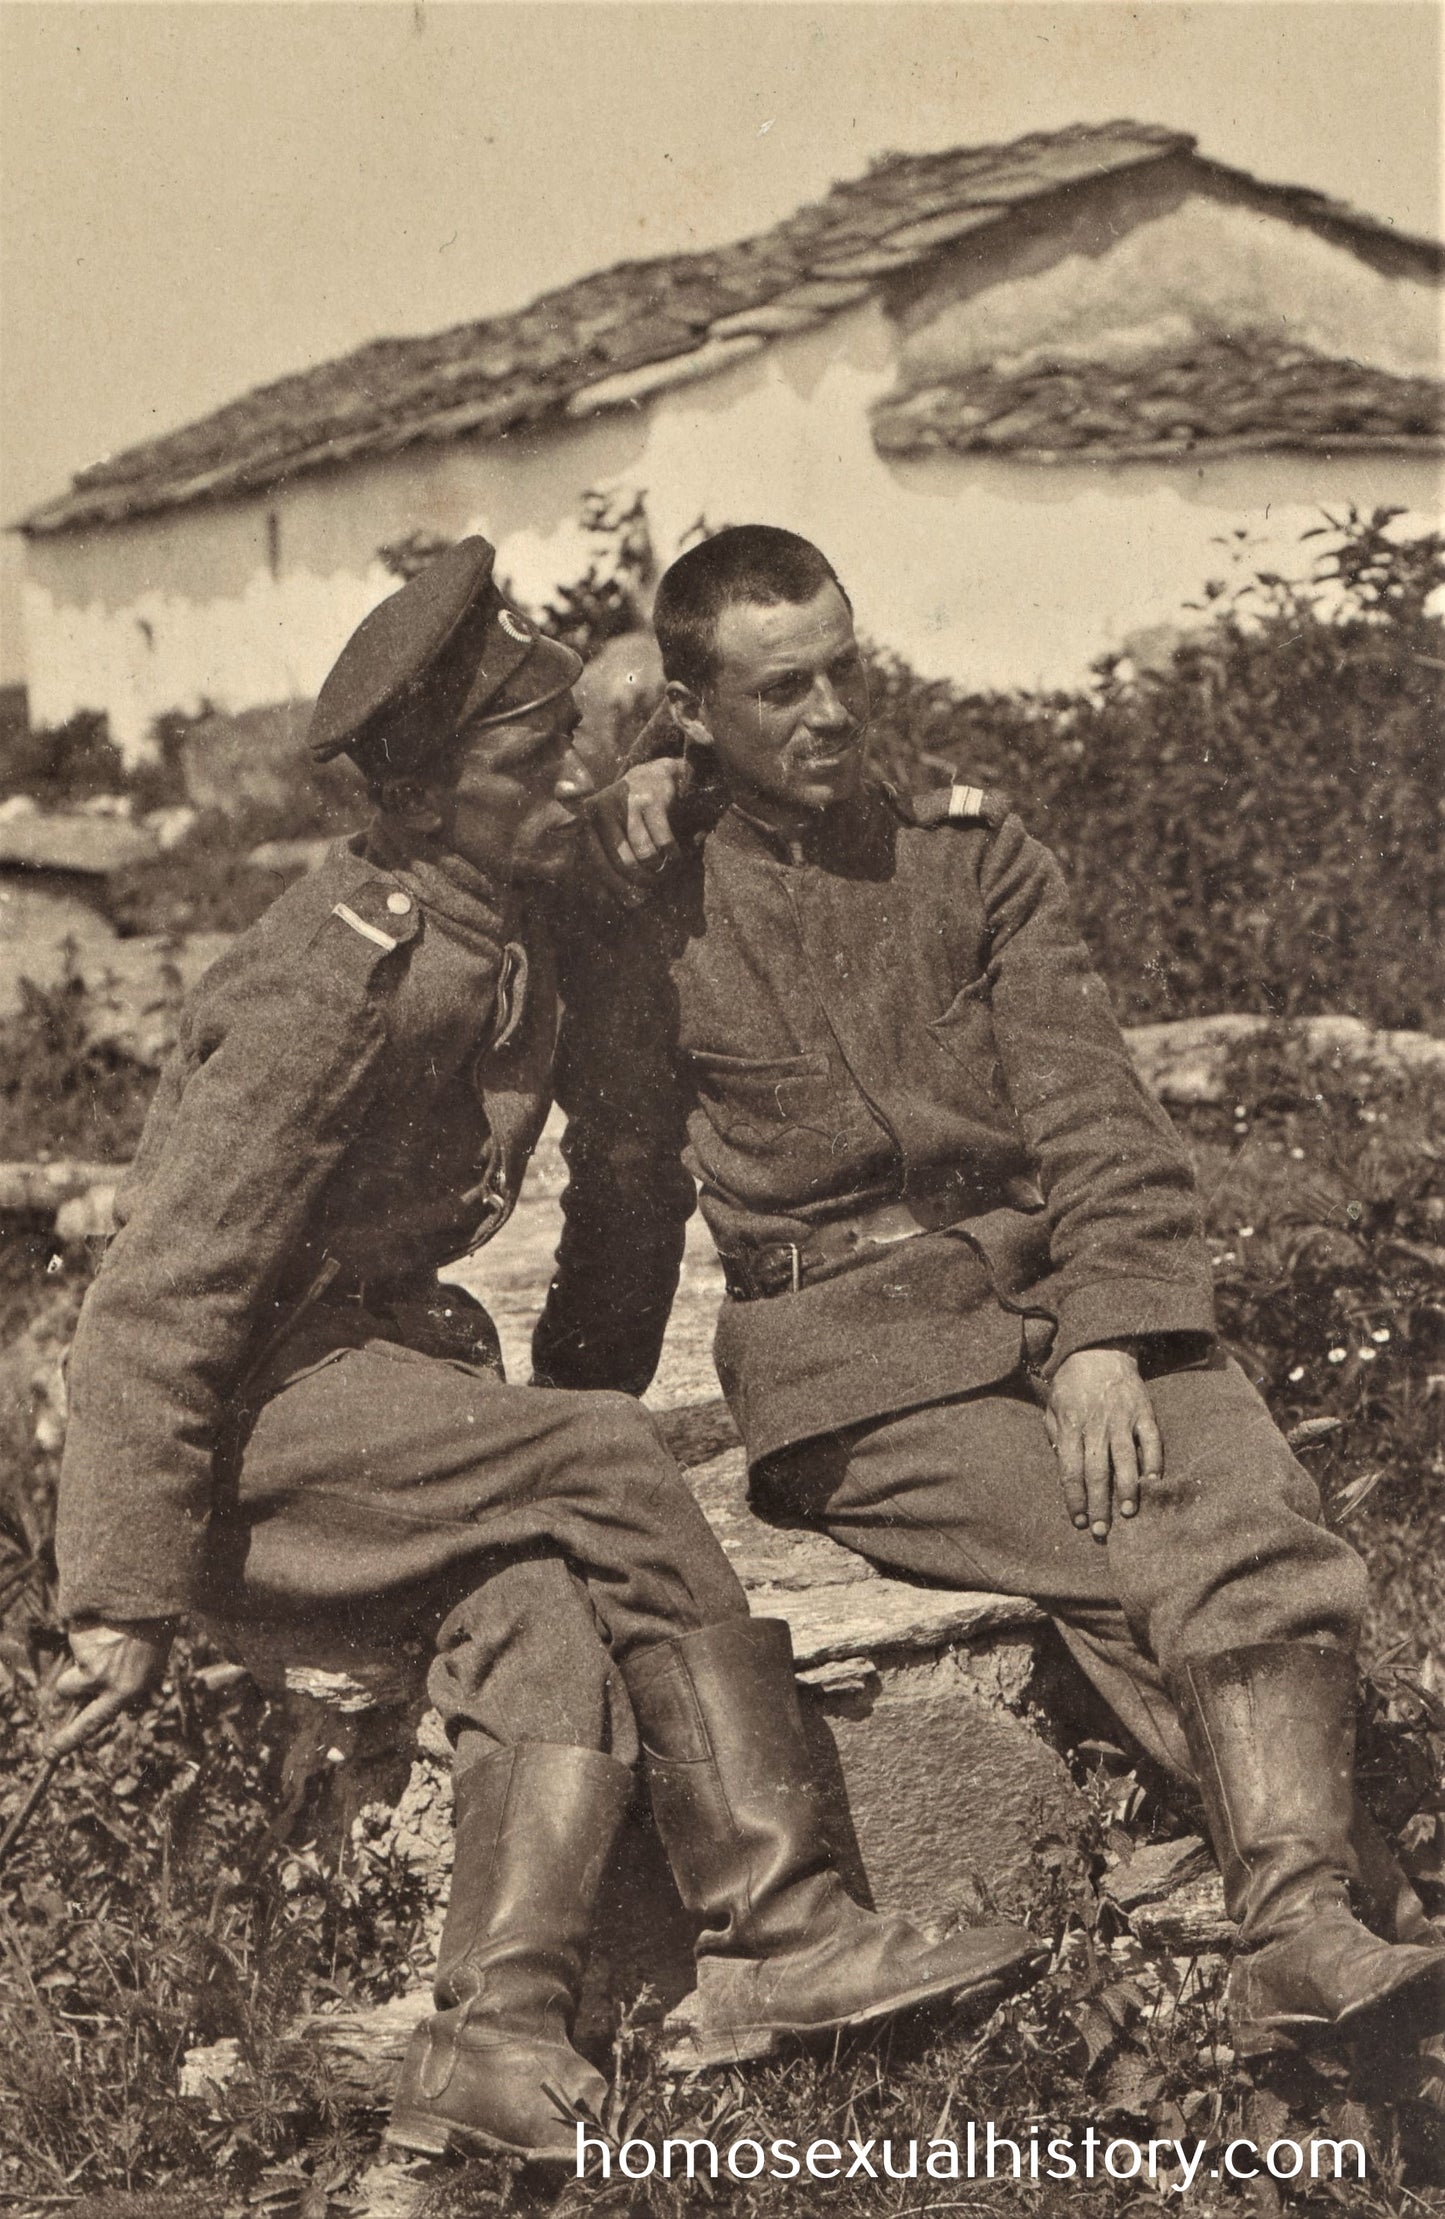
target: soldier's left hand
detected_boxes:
[584,760,687,899]
[1045,1346,1162,1542]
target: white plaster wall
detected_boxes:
[898,193,1443,384]
[620,304,1444,688]
[19,293,1444,756]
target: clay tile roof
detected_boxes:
[18,122,1442,537]
[870,336,1445,462]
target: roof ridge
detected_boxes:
[20,121,1440,537]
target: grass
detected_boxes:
[1,1044,1442,2214]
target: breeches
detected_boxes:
[214,1327,748,1762]
[754,1351,1369,1775]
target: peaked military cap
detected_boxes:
[308,536,582,782]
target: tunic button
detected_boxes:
[386,891,412,916]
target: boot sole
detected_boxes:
[665,1950,1048,2071]
[1235,1953,1445,2059]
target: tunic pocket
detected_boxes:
[687,1048,835,1152]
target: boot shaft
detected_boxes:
[437,1741,632,2026]
[1171,1642,1359,1941]
[626,1616,845,1958]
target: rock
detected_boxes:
[1121,1014,1445,1104]
[1104,1832,1213,1911]
[0,873,232,1056]
[178,2037,242,2103]
[0,811,160,875]
[53,1185,120,1243]
[142,805,201,852]
[217,1172,1088,2099]
[1127,1871,1233,1953]
[0,1160,121,1217]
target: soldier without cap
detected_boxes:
[534,525,1445,2069]
[50,540,1042,2166]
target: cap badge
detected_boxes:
[498,609,532,643]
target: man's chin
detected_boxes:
[799,755,864,808]
[512,824,583,882]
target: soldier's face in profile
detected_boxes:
[685,583,870,832]
[443,693,594,882]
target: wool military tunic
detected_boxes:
[536,781,1217,1459]
[55,828,746,1739]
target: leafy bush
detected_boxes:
[0,708,130,807]
[1184,1034,1445,1692]
[857,509,1443,1033]
[0,972,157,1160]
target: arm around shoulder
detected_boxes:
[534,895,694,1395]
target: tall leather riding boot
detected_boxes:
[389,1743,631,2163]
[626,1616,1046,2067]
[1170,1643,1445,2057]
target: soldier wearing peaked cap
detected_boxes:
[535,525,1445,2073]
[52,538,1044,2166]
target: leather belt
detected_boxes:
[721,1179,1042,1303]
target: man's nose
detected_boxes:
[554,746,597,805]
[806,674,855,732]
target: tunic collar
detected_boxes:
[364,818,517,954]
[711,782,900,873]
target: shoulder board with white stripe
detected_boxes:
[905,780,1012,831]
[332,901,399,952]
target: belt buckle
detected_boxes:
[788,1242,801,1295]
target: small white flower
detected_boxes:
[1234,1104,1247,1118]
[1327,1347,1348,1365]
[1238,1225,1255,1238]
[1372,1328,1391,1344]
[1290,1147,1306,1161]
[1288,1365,1306,1382]
[1358,1347,1378,1363]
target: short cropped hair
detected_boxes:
[653,527,850,693]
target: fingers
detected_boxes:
[1082,1419,1113,1542]
[626,793,678,867]
[1110,1417,1141,1523]
[581,815,649,906]
[48,1687,134,1760]
[1047,1351,1164,1544]
[1052,1411,1089,1531]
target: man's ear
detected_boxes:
[376,776,446,835]
[665,680,714,753]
